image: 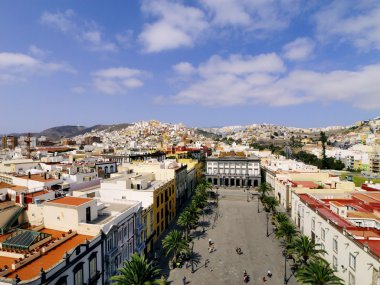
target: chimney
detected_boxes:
[28,172,31,179]
[44,173,47,180]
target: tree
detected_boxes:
[273,212,289,227]
[258,182,272,197]
[287,235,326,265]
[320,131,328,169]
[262,196,279,213]
[275,221,298,243]
[296,258,344,285]
[111,253,161,285]
[177,210,197,241]
[162,230,188,263]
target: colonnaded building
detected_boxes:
[205,151,261,188]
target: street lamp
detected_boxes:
[191,241,195,273]
[202,208,205,232]
[257,194,260,213]
[246,176,249,202]
[283,250,288,284]
[266,212,269,237]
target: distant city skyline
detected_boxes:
[1,1,380,133]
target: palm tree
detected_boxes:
[296,258,344,285]
[177,210,197,241]
[258,182,272,197]
[287,235,326,265]
[193,193,207,209]
[111,253,161,285]
[262,196,279,213]
[188,201,201,219]
[275,221,298,243]
[273,212,289,227]
[162,230,188,263]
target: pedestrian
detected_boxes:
[262,276,267,282]
[182,276,186,285]
[267,270,272,278]
[208,238,212,246]
[185,260,189,269]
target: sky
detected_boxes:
[1,0,380,133]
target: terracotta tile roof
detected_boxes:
[347,211,378,219]
[353,193,380,204]
[48,196,93,206]
[348,229,380,238]
[9,186,28,191]
[291,180,319,189]
[329,201,346,207]
[6,233,93,280]
[25,190,50,198]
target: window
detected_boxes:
[89,253,97,279]
[333,238,338,253]
[333,256,338,271]
[73,264,84,285]
[321,228,326,241]
[349,272,355,285]
[349,253,356,270]
[156,196,159,206]
[157,212,160,223]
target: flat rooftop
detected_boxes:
[5,232,93,280]
[47,196,93,206]
[17,174,57,182]
[90,202,136,224]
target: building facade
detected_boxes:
[206,152,261,188]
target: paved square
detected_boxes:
[166,188,299,285]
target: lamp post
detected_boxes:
[283,250,288,284]
[191,241,195,273]
[246,176,249,202]
[202,208,205,232]
[266,212,269,237]
[257,194,260,213]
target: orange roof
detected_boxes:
[48,196,93,206]
[0,182,13,189]
[18,174,57,182]
[25,190,50,198]
[6,233,93,280]
[348,229,380,238]
[9,185,28,191]
[330,201,345,207]
[347,211,378,219]
[353,193,380,204]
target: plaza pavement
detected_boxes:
[166,188,299,285]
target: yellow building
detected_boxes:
[142,204,154,254]
[153,179,176,242]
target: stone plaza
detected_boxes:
[166,188,299,285]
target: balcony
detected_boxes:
[105,246,118,262]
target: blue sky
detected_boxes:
[1,0,380,133]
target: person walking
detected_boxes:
[182,276,187,285]
[267,269,272,278]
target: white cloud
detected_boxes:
[92,67,146,95]
[71,86,86,94]
[41,9,75,32]
[139,0,301,53]
[172,62,196,75]
[0,52,74,83]
[283,37,315,61]
[170,52,380,110]
[41,10,117,52]
[29,45,50,58]
[115,30,134,48]
[315,1,380,51]
[200,0,300,30]
[139,0,208,52]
